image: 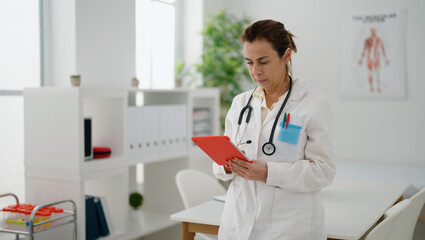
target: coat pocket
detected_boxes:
[271,188,311,234]
[272,123,301,161]
[278,122,302,145]
[220,182,241,229]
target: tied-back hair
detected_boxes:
[240,19,297,77]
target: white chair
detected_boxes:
[364,199,410,240]
[365,188,425,240]
[387,188,425,240]
[176,169,226,209]
[176,169,226,240]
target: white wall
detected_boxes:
[45,0,135,87]
[0,1,40,89]
[76,0,135,87]
[204,0,425,166]
[180,0,204,87]
[45,0,77,87]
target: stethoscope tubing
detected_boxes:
[236,76,293,156]
[267,76,293,144]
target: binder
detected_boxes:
[86,196,110,239]
[150,106,160,158]
[94,197,110,237]
[141,106,160,162]
[127,107,138,162]
[98,196,114,234]
[157,104,188,157]
[175,105,187,154]
[159,105,173,157]
[86,196,100,240]
[130,104,187,161]
[137,107,149,161]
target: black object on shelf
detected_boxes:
[85,196,100,240]
[94,197,110,237]
[84,118,93,160]
[86,195,110,239]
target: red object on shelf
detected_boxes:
[93,147,111,159]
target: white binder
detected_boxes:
[140,106,160,162]
[127,107,139,162]
[159,105,172,157]
[150,106,160,160]
[175,105,187,155]
[129,104,187,162]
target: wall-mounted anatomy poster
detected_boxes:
[341,9,407,99]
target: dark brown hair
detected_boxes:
[240,19,297,75]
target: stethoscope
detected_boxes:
[235,76,293,156]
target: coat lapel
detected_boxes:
[252,96,262,132]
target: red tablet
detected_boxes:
[191,136,250,165]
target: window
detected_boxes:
[136,0,177,89]
[0,1,41,90]
[0,1,41,206]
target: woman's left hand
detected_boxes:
[228,158,268,182]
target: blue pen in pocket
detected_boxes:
[278,121,302,145]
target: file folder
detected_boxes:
[127,107,138,162]
[94,197,110,237]
[144,106,160,161]
[175,105,187,154]
[86,196,100,240]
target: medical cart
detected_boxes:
[0,193,77,240]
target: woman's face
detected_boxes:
[243,39,289,93]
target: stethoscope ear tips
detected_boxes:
[246,140,252,144]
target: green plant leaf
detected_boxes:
[195,10,251,131]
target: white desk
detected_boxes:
[171,177,409,240]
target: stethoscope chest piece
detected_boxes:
[262,142,276,156]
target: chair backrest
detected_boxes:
[389,188,425,240]
[176,169,226,209]
[364,199,410,240]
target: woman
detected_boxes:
[213,19,335,240]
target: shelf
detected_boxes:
[98,231,125,240]
[125,209,179,239]
[0,211,75,234]
[83,156,126,175]
[128,152,189,166]
[24,87,220,240]
[25,157,127,181]
[24,88,127,174]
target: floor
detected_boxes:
[0,214,424,239]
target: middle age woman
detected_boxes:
[213,19,335,240]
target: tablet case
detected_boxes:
[191,136,249,165]
[93,147,111,159]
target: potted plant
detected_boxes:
[70,75,81,87]
[131,77,139,88]
[175,58,189,88]
[129,192,144,210]
[196,10,251,130]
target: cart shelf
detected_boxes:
[0,193,77,240]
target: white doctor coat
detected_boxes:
[213,78,335,240]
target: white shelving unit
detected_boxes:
[24,87,220,240]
